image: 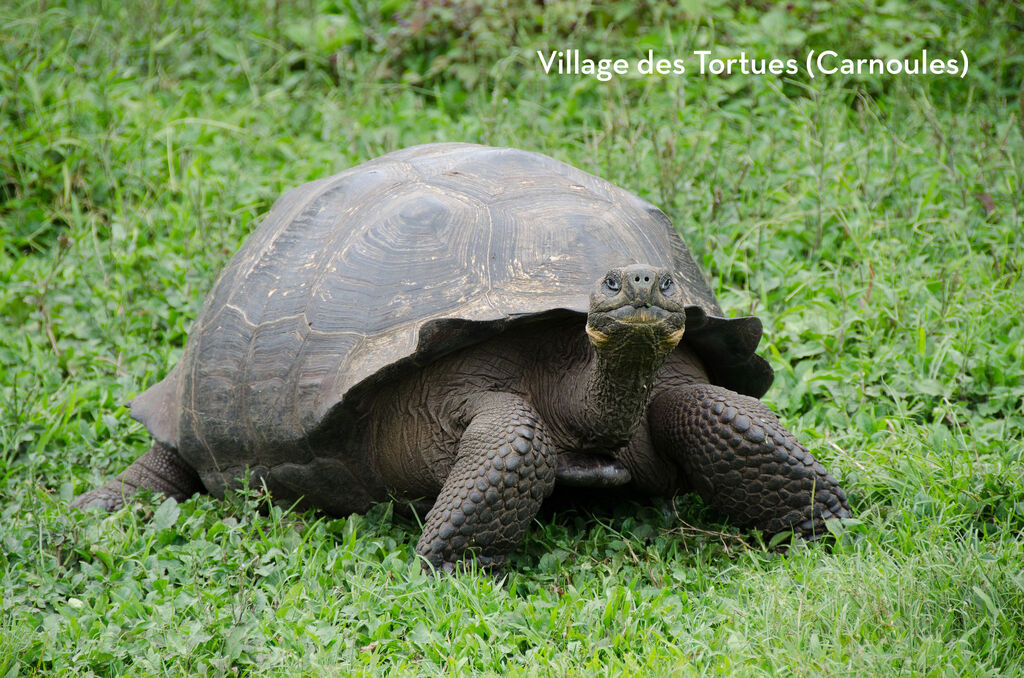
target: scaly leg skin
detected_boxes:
[648,384,851,539]
[71,441,204,512]
[416,394,556,574]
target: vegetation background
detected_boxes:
[2,0,1022,674]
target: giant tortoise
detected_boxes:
[73,142,851,572]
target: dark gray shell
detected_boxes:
[130,143,771,501]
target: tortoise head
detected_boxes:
[585,264,686,356]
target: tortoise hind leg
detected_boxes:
[647,384,850,539]
[71,441,204,511]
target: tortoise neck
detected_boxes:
[576,328,671,449]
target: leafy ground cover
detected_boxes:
[1,0,1022,675]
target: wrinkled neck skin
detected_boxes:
[572,325,675,451]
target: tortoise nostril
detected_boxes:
[620,265,662,292]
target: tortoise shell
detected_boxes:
[130,143,772,504]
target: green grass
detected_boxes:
[2,0,1023,675]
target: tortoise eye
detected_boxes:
[660,275,674,292]
[604,276,621,292]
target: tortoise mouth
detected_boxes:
[585,302,687,348]
[605,304,676,324]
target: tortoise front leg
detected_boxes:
[417,393,556,574]
[71,442,204,512]
[647,384,850,538]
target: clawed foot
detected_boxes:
[70,481,134,512]
[70,442,203,513]
[423,552,506,577]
